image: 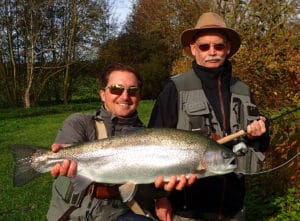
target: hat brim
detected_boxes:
[181,27,241,58]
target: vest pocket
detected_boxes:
[185,102,208,115]
[184,102,210,133]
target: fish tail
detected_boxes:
[9,144,47,186]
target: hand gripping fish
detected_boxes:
[10,128,237,201]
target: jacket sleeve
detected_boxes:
[55,113,95,144]
[148,80,178,128]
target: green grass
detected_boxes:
[0,101,298,220]
[0,101,153,220]
[1,114,64,220]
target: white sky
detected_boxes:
[110,0,134,28]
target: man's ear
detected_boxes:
[226,43,231,56]
[99,89,105,102]
[190,43,197,57]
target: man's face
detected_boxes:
[99,70,141,118]
[190,32,231,68]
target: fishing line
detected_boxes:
[239,152,299,175]
[235,106,300,175]
[268,106,300,123]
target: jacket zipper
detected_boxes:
[218,75,227,136]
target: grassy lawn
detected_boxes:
[0,101,153,220]
[0,101,298,220]
[1,113,67,220]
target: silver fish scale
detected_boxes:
[76,144,203,184]
[30,128,234,185]
[11,128,238,187]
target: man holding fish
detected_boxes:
[148,12,270,221]
[11,61,235,220]
[46,63,195,221]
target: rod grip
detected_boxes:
[217,130,246,144]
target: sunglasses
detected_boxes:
[105,84,140,96]
[196,43,226,52]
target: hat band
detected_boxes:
[198,25,226,28]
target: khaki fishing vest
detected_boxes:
[171,69,259,136]
[171,70,265,173]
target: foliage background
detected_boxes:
[0,0,299,220]
[0,0,298,109]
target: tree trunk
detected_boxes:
[63,0,77,105]
[24,87,31,108]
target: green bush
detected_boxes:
[270,188,300,221]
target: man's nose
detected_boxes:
[208,46,217,55]
[120,89,129,99]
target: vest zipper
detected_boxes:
[218,75,227,136]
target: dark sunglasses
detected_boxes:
[196,43,226,52]
[105,84,140,96]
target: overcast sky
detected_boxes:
[110,0,134,28]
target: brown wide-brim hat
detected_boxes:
[181,12,241,58]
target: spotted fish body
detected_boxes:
[10,128,236,187]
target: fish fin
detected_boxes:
[197,159,206,171]
[119,182,137,202]
[71,175,93,194]
[9,144,47,186]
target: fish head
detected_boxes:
[203,146,237,175]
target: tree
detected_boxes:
[97,0,213,98]
[214,0,300,109]
[0,0,114,107]
[128,0,211,59]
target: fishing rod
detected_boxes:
[267,105,300,123]
[239,152,299,175]
[216,105,299,175]
[217,105,300,144]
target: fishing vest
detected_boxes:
[171,69,259,135]
[171,69,265,173]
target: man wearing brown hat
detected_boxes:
[148,12,269,221]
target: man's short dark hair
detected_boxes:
[101,63,142,88]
